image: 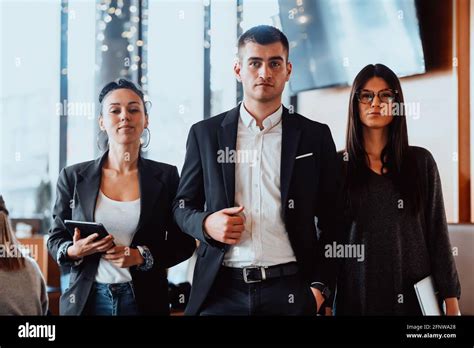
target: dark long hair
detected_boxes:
[344,64,422,216]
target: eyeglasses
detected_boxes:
[356,89,398,104]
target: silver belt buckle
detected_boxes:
[242,266,267,283]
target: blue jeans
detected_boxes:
[84,282,139,316]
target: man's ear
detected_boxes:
[234,58,242,83]
[286,61,293,82]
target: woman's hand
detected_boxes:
[445,297,461,316]
[102,245,144,268]
[67,228,115,260]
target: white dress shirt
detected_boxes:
[222,103,297,267]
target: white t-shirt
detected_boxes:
[94,191,140,284]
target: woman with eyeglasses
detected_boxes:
[334,64,461,315]
[47,78,196,315]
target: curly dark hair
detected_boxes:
[99,78,149,115]
[97,78,151,151]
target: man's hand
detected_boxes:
[310,287,325,313]
[203,206,245,245]
[102,246,144,268]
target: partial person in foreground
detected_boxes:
[0,195,48,315]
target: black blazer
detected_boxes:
[173,105,341,315]
[47,151,196,315]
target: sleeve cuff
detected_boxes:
[202,229,213,242]
[57,241,83,267]
[310,282,331,299]
[136,245,154,271]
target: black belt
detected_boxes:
[222,262,299,284]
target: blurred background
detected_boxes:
[0,0,472,315]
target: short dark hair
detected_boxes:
[237,25,289,60]
[98,78,148,115]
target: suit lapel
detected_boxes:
[217,105,240,207]
[135,157,163,234]
[216,105,301,211]
[75,151,163,232]
[75,151,108,222]
[280,107,301,210]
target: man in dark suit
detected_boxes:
[174,25,339,315]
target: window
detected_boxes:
[210,0,237,115]
[66,0,96,165]
[147,0,206,284]
[0,0,60,221]
[147,0,204,172]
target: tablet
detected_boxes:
[64,220,110,240]
[414,275,443,315]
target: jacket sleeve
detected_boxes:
[47,168,76,266]
[423,151,461,300]
[173,125,214,244]
[313,124,341,294]
[152,166,196,269]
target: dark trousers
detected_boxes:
[199,267,317,316]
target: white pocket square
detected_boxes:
[295,152,313,160]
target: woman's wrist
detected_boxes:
[445,297,460,315]
[133,247,145,266]
[66,244,80,260]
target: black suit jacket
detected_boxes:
[173,105,340,315]
[47,151,196,315]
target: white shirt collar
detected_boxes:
[239,102,283,132]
